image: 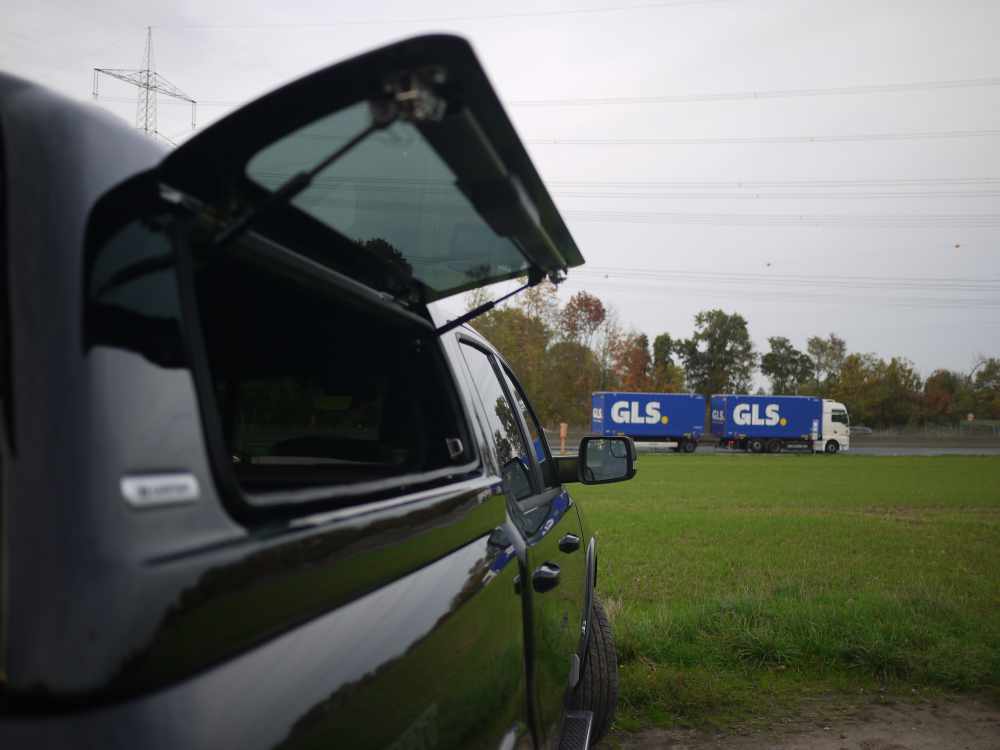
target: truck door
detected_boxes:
[457,341,589,747]
[824,401,851,451]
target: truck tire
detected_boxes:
[766,439,782,454]
[568,595,619,745]
[824,440,840,454]
[748,438,765,453]
[682,439,697,454]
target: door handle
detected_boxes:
[532,563,561,593]
[558,533,581,553]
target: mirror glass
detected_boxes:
[582,438,631,483]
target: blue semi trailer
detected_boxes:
[711,394,851,453]
[591,392,705,453]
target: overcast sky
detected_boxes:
[3,0,998,380]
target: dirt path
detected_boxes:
[609,698,1000,750]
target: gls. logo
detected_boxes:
[611,400,663,425]
[733,403,787,427]
[592,407,603,420]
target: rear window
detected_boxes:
[189,247,472,505]
[245,101,530,301]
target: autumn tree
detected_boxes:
[873,357,923,426]
[761,337,813,394]
[971,357,1000,419]
[923,369,965,423]
[972,356,1000,390]
[613,333,654,391]
[829,354,922,427]
[806,333,847,393]
[518,280,561,334]
[829,353,880,425]
[545,341,601,424]
[676,310,756,396]
[558,291,606,346]
[592,308,625,391]
[651,333,685,392]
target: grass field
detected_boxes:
[571,455,1000,731]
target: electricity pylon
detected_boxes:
[93,27,196,145]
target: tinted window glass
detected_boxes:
[191,250,467,501]
[832,410,849,425]
[459,344,533,502]
[84,181,188,369]
[499,366,557,489]
[246,102,530,300]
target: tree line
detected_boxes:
[469,283,1000,429]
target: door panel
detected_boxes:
[0,501,528,749]
[521,489,587,745]
[456,342,588,746]
[492,367,589,740]
[493,365,589,742]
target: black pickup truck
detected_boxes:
[0,34,636,749]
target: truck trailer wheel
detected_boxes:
[766,439,782,454]
[568,595,619,745]
[824,440,840,454]
[681,439,697,454]
[748,438,765,453]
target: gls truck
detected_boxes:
[592,392,705,453]
[711,394,851,454]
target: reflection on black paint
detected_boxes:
[86,301,186,368]
[275,529,522,750]
[84,178,188,368]
[110,484,500,695]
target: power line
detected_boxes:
[244,175,1000,226]
[507,76,1000,107]
[547,177,1000,189]
[253,172,1000,191]
[153,75,1000,112]
[575,266,1000,292]
[526,128,1000,146]
[581,265,1000,283]
[290,126,1000,148]
[554,189,1000,200]
[560,277,1000,311]
[249,171,1000,201]
[562,209,1000,227]
[157,0,728,30]
[254,173,1000,189]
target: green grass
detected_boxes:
[572,455,1000,731]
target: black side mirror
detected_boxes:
[578,436,636,485]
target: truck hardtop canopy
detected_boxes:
[157,34,584,308]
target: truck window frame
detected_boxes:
[456,339,542,498]
[455,336,564,538]
[167,215,481,524]
[496,362,559,490]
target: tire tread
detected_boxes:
[568,595,619,745]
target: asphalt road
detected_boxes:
[634,443,1000,457]
[850,445,1000,456]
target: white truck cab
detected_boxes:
[818,400,851,453]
